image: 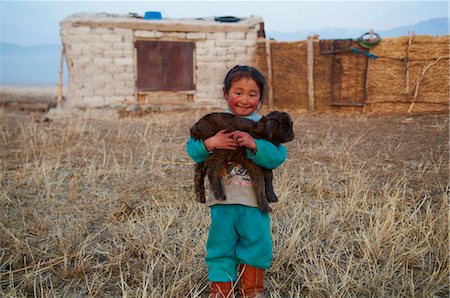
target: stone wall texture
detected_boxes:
[60,13,263,109]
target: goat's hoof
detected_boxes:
[214,192,226,200]
[195,195,206,203]
[259,205,272,213]
[195,191,206,203]
[267,194,278,202]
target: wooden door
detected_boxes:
[319,39,367,106]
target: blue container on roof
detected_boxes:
[144,11,162,20]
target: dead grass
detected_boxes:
[0,85,63,102]
[0,86,66,113]
[0,108,448,297]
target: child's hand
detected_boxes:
[232,131,256,152]
[204,129,238,151]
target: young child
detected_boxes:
[186,65,287,297]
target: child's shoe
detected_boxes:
[238,264,265,297]
[210,281,235,297]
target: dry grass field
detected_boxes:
[0,105,448,297]
[0,86,60,112]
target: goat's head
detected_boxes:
[260,111,295,146]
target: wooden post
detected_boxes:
[408,57,442,113]
[306,36,315,112]
[57,44,65,109]
[363,29,374,101]
[404,31,414,94]
[265,38,274,109]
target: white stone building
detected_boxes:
[60,13,265,110]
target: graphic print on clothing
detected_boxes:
[219,162,254,188]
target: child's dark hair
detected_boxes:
[223,65,266,108]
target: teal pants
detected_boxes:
[206,204,272,282]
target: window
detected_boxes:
[135,40,195,91]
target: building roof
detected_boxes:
[61,12,264,33]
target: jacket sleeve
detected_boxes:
[186,137,211,164]
[246,138,287,170]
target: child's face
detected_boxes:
[224,77,260,116]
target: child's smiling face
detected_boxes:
[224,77,261,117]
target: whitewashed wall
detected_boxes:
[60,14,262,109]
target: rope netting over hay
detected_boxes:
[369,35,449,106]
[252,35,449,111]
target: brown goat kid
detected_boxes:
[190,111,295,213]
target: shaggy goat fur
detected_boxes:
[190,111,294,213]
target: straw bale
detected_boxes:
[370,36,409,60]
[253,41,308,109]
[252,35,449,112]
[313,49,332,110]
[252,41,267,72]
[272,41,308,109]
[409,59,449,103]
[369,57,449,104]
[368,59,408,103]
[408,35,450,60]
[372,35,450,60]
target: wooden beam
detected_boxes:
[265,39,274,109]
[71,20,251,33]
[57,45,65,109]
[306,36,315,112]
[404,31,414,94]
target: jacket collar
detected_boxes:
[225,108,262,122]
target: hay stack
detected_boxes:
[252,35,449,112]
[253,41,308,110]
[369,35,449,106]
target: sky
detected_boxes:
[0,0,448,46]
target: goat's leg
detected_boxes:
[243,161,271,213]
[194,163,207,203]
[264,169,278,202]
[205,158,226,200]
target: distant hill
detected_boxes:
[268,17,449,41]
[0,42,67,85]
[379,17,449,37]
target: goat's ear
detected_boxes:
[266,119,278,141]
